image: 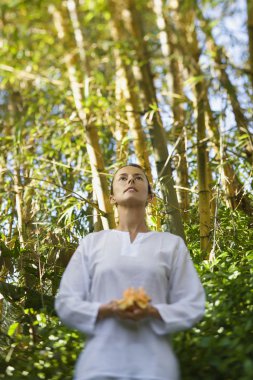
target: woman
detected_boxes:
[55,163,205,380]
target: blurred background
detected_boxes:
[0,0,252,379]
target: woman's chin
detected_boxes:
[118,199,146,208]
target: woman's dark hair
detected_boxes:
[110,163,153,196]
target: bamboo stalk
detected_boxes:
[206,98,253,215]
[197,9,253,164]
[66,0,90,97]
[109,16,152,180]
[114,58,129,163]
[154,1,190,218]
[196,82,211,252]
[13,167,25,248]
[247,0,253,88]
[170,5,252,218]
[119,0,185,239]
[49,4,115,230]
[171,5,211,249]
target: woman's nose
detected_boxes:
[128,177,135,183]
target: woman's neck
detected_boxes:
[116,206,149,233]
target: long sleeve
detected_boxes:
[150,238,206,335]
[55,238,101,335]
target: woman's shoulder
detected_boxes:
[87,229,110,236]
[79,229,110,242]
[152,230,184,241]
[153,231,188,252]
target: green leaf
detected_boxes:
[8,322,19,337]
[184,75,205,86]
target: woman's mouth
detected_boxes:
[125,187,137,192]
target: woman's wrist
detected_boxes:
[97,304,112,320]
[97,301,117,321]
[148,305,162,320]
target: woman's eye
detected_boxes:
[119,177,127,181]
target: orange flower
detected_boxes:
[135,287,151,309]
[117,287,151,310]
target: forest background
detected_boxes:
[0,0,253,379]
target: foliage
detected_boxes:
[0,0,252,378]
[0,310,83,380]
[0,209,252,379]
[174,209,253,380]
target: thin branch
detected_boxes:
[0,64,83,88]
[36,157,113,178]
[5,172,108,217]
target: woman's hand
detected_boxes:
[113,304,151,321]
[97,300,118,321]
[97,302,161,322]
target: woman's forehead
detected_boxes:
[116,166,144,176]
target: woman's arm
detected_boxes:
[149,238,206,335]
[55,239,102,335]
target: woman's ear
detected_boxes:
[146,193,154,207]
[110,195,117,206]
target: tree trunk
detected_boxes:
[196,82,211,252]
[117,0,185,239]
[66,54,115,230]
[92,190,103,232]
[49,5,115,230]
[152,0,172,97]
[109,13,161,230]
[172,5,252,221]
[197,11,253,165]
[172,6,211,249]
[66,0,90,97]
[109,18,152,181]
[171,7,253,217]
[13,167,25,248]
[154,1,189,219]
[247,0,253,88]
[206,99,253,216]
[114,58,129,163]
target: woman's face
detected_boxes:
[110,166,151,208]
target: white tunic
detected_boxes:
[55,230,205,380]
